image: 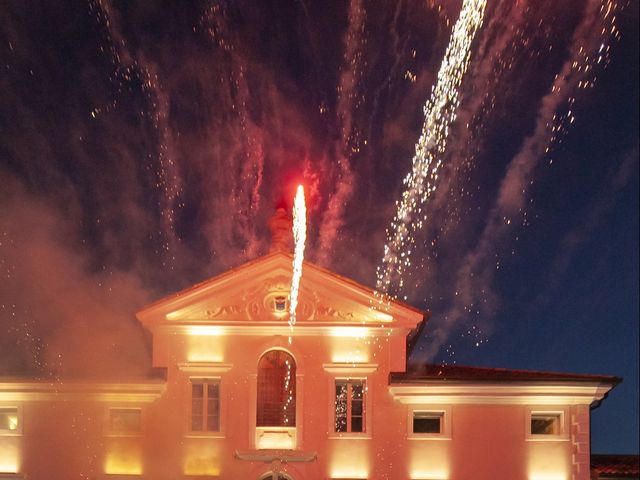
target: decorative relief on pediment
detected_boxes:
[202,301,357,323]
[165,266,386,325]
[295,297,315,321]
[239,275,317,322]
[204,304,243,318]
[315,305,355,322]
[191,274,370,324]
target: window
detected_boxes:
[109,408,141,434]
[257,350,296,427]
[408,405,450,439]
[191,379,220,432]
[0,407,19,432]
[335,379,366,433]
[413,411,442,434]
[526,408,568,440]
[531,413,561,435]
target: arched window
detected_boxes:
[257,349,296,427]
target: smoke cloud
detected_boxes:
[0,0,634,374]
[0,173,152,378]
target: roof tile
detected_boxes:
[591,454,640,477]
[390,363,621,384]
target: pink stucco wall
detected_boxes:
[0,328,594,480]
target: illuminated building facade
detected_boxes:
[0,251,620,480]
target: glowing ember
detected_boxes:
[289,185,307,340]
[376,0,487,298]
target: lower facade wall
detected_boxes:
[1,400,581,480]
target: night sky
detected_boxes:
[1,0,637,454]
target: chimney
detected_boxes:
[268,207,292,253]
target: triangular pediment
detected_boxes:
[136,252,424,331]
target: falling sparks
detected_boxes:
[316,0,364,265]
[540,0,620,158]
[88,0,182,269]
[289,185,307,341]
[283,357,294,425]
[200,2,266,261]
[414,0,622,362]
[376,0,487,298]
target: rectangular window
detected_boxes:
[109,408,141,434]
[335,380,366,433]
[408,406,451,439]
[413,411,442,434]
[531,413,561,435]
[526,408,568,441]
[0,407,19,432]
[191,379,220,432]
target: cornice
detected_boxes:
[176,362,233,374]
[0,381,165,403]
[155,324,410,337]
[388,382,613,406]
[323,363,379,374]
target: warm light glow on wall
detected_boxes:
[329,327,371,338]
[331,350,369,364]
[0,439,19,473]
[409,440,450,480]
[410,473,449,480]
[183,443,221,476]
[104,441,143,475]
[330,336,370,364]
[330,441,369,479]
[329,471,369,479]
[0,463,19,474]
[186,335,224,362]
[528,475,567,480]
[256,427,296,450]
[527,442,569,480]
[186,326,225,336]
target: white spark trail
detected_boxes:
[422,0,621,360]
[289,185,307,340]
[376,0,487,297]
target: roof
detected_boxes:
[136,251,426,331]
[139,251,425,317]
[390,363,622,385]
[591,455,640,478]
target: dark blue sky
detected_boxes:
[430,3,639,453]
[0,0,637,454]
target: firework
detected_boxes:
[413,0,621,361]
[289,185,307,340]
[376,0,487,298]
